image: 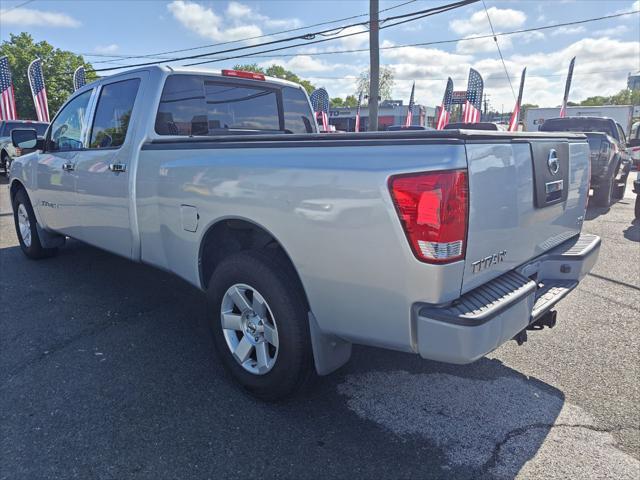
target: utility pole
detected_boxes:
[369,0,380,131]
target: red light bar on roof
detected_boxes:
[221,69,265,81]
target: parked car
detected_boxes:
[539,117,631,207]
[629,121,640,166]
[8,66,599,400]
[0,120,49,174]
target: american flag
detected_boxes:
[0,56,18,121]
[463,68,483,124]
[310,88,329,132]
[435,78,453,130]
[508,67,527,132]
[404,82,415,127]
[559,57,575,118]
[354,90,363,132]
[73,66,86,91]
[28,59,50,122]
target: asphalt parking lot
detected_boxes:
[1,174,638,480]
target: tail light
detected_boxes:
[221,69,265,81]
[389,170,468,264]
[599,141,610,162]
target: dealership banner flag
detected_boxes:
[354,90,363,132]
[404,82,415,127]
[464,68,483,123]
[73,66,86,91]
[0,56,18,121]
[508,67,527,132]
[28,59,50,122]
[435,77,454,130]
[559,57,575,118]
[310,88,329,132]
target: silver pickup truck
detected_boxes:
[8,66,600,400]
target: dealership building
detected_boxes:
[327,100,436,131]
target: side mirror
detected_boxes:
[11,128,44,154]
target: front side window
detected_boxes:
[90,78,140,149]
[49,90,92,151]
[282,87,314,133]
[155,75,282,135]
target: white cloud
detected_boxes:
[0,7,80,27]
[94,44,119,55]
[615,0,640,14]
[259,55,344,73]
[338,25,370,50]
[593,25,630,37]
[550,26,586,36]
[450,7,526,35]
[168,1,301,42]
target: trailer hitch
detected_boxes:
[527,310,557,330]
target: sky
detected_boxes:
[1,0,639,111]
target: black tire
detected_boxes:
[592,176,613,207]
[613,170,628,200]
[12,188,59,259]
[635,195,640,220]
[207,250,314,401]
[1,151,8,175]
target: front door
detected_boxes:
[34,89,93,236]
[74,74,144,258]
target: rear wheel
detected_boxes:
[635,195,640,220]
[207,250,314,401]
[613,169,628,200]
[12,188,59,259]
[592,175,614,207]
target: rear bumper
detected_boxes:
[414,233,600,364]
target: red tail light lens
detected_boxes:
[389,170,468,263]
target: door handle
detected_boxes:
[61,162,75,171]
[108,163,126,173]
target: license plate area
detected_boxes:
[530,141,569,208]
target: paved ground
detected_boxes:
[1,174,638,480]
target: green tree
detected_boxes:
[1,33,97,120]
[330,97,344,107]
[343,95,358,107]
[577,89,640,107]
[356,66,394,102]
[233,63,316,94]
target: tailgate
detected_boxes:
[461,139,590,293]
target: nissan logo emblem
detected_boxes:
[548,149,560,175]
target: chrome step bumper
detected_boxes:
[415,233,600,364]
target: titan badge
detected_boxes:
[471,251,507,273]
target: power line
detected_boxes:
[1,0,35,13]
[84,0,478,72]
[481,0,516,101]
[300,68,634,82]
[79,9,640,71]
[83,0,419,66]
[185,0,478,67]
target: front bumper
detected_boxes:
[414,233,600,364]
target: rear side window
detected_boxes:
[282,87,314,133]
[156,74,285,135]
[90,78,140,148]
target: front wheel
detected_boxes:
[207,250,314,401]
[12,189,58,259]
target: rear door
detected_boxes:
[461,139,590,293]
[74,73,144,258]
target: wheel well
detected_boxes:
[199,219,309,306]
[9,179,25,204]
